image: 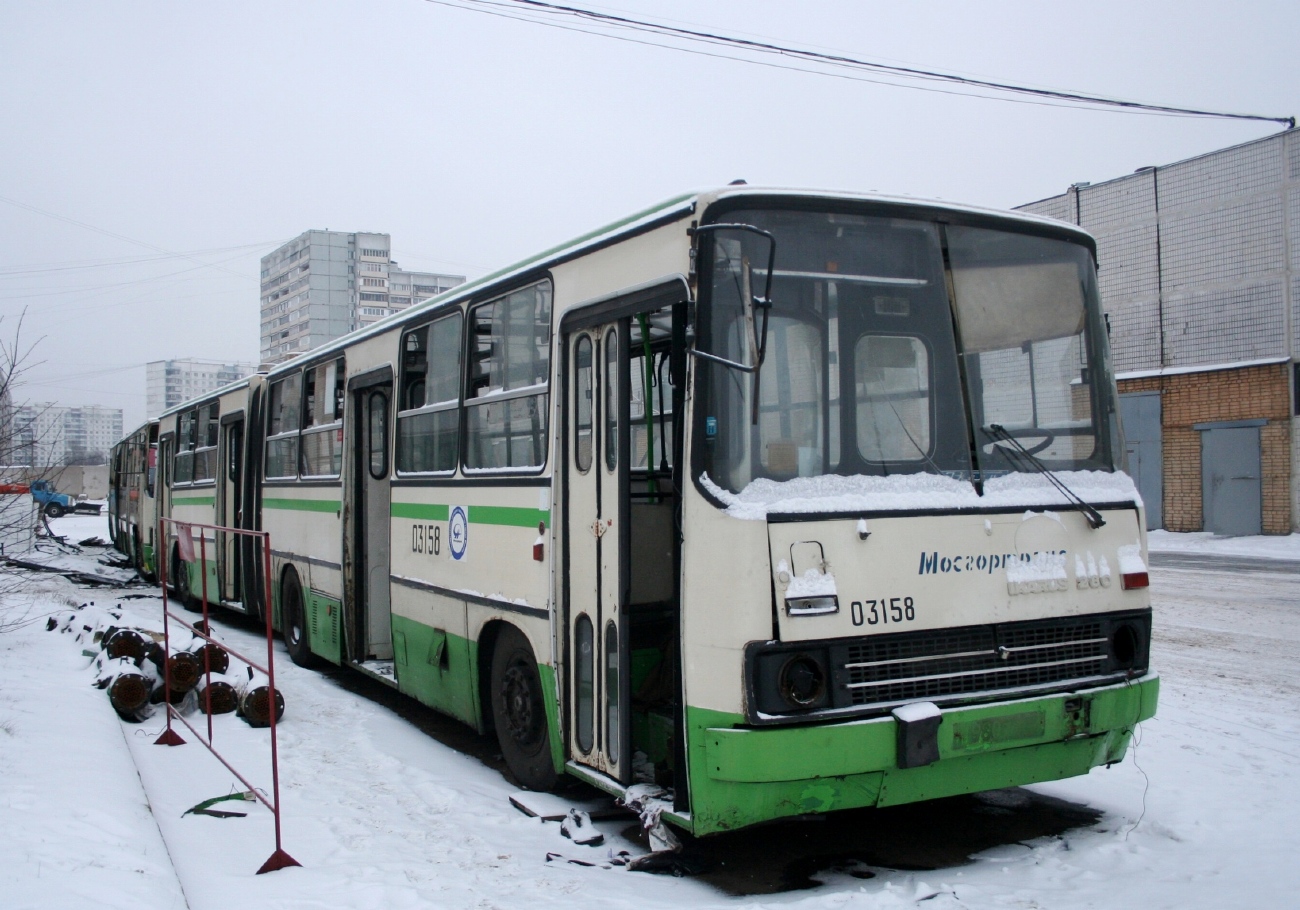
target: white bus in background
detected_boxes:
[116,186,1158,836]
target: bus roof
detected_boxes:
[157,373,261,421]
[164,186,1095,398]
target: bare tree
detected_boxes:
[0,311,58,628]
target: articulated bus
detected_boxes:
[113,187,1158,836]
[109,420,160,577]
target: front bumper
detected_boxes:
[686,673,1158,835]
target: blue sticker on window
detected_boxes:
[706,416,717,438]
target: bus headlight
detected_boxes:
[785,595,839,616]
[779,653,828,707]
[1111,622,1140,670]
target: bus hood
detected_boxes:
[766,501,1149,644]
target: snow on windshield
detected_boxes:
[701,469,1140,521]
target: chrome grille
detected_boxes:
[746,609,1151,723]
[843,618,1108,706]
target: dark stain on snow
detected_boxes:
[659,788,1101,895]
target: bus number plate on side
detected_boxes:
[850,597,916,627]
[412,523,441,556]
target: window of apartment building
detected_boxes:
[362,277,386,287]
[465,280,552,471]
[360,293,387,302]
[300,358,345,477]
[398,310,462,474]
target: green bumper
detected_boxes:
[686,674,1159,835]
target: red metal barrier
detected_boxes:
[156,516,300,875]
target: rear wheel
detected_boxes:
[132,529,148,580]
[171,544,200,613]
[490,626,558,791]
[281,567,318,668]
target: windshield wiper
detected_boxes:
[986,424,1106,529]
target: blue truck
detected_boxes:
[30,479,102,518]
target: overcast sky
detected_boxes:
[2,0,1296,430]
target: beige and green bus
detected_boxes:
[121,187,1158,836]
[108,419,160,577]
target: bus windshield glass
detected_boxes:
[697,207,1117,496]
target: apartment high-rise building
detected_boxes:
[146,359,258,418]
[260,230,464,364]
[10,403,123,466]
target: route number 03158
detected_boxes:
[850,597,916,626]
[412,523,441,556]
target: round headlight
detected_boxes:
[1112,623,1139,669]
[779,653,827,707]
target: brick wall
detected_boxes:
[1118,362,1291,534]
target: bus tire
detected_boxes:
[490,626,558,791]
[281,568,318,668]
[132,529,149,580]
[171,544,200,613]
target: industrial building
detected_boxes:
[1018,128,1299,534]
[259,230,464,364]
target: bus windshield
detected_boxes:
[696,207,1118,496]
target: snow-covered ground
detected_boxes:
[1148,528,1300,561]
[3,514,1298,909]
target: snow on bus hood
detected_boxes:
[700,470,1141,520]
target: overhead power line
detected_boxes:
[428,0,1295,127]
[0,194,285,283]
[0,241,280,278]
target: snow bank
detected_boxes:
[1148,529,1300,561]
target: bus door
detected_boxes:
[217,414,244,603]
[565,321,631,783]
[348,374,395,665]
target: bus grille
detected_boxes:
[842,618,1109,706]
[746,609,1151,723]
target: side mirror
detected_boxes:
[689,223,775,374]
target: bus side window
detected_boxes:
[266,373,302,479]
[193,402,218,482]
[175,410,196,484]
[402,325,429,411]
[574,334,593,472]
[398,313,462,474]
[301,357,345,478]
[464,281,552,471]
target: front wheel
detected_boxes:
[44,502,65,519]
[281,568,318,668]
[490,627,558,791]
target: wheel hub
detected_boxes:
[501,663,540,745]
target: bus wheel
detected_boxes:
[132,530,146,579]
[490,626,558,791]
[281,568,318,668]
[171,545,200,613]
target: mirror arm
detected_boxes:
[688,221,779,424]
[688,348,757,373]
